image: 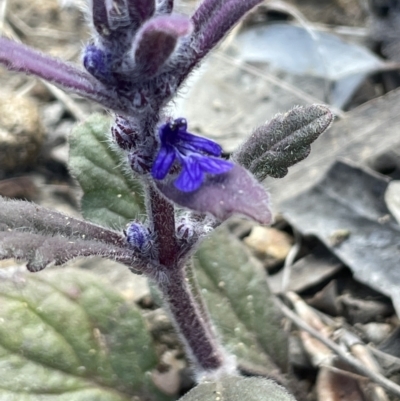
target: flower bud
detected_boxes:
[111,115,139,150]
[83,44,114,85]
[125,222,155,257]
[132,15,193,77]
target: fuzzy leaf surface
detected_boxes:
[69,114,144,228]
[0,230,136,272]
[0,197,127,247]
[178,376,295,401]
[232,105,333,181]
[0,198,143,272]
[194,227,288,373]
[0,268,165,401]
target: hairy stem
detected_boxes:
[146,182,226,372]
[147,183,179,266]
[159,265,224,371]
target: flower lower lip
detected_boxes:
[151,118,233,192]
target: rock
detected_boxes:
[385,181,400,225]
[0,93,44,172]
[356,322,393,344]
[244,226,293,269]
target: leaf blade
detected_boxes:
[0,268,164,400]
[178,376,295,401]
[194,227,288,373]
[69,114,144,228]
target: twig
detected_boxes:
[368,345,400,368]
[320,364,370,382]
[41,81,87,121]
[7,12,70,39]
[0,0,7,33]
[2,20,87,121]
[280,228,301,293]
[274,296,400,398]
[305,23,368,38]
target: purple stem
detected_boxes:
[159,265,224,371]
[0,38,124,112]
[146,182,225,371]
[191,0,224,33]
[194,0,263,57]
[147,183,179,266]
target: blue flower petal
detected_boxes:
[151,144,176,179]
[195,155,233,174]
[174,156,203,192]
[177,131,222,156]
[151,118,233,190]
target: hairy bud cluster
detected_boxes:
[111,114,156,175]
[111,115,139,150]
[84,0,194,113]
[125,221,157,259]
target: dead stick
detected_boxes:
[274,297,400,398]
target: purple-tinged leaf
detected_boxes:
[0,197,126,247]
[156,164,272,224]
[127,0,155,23]
[232,105,333,181]
[107,0,131,30]
[0,38,126,113]
[91,0,110,36]
[157,0,174,15]
[194,0,263,58]
[0,198,153,273]
[133,15,193,76]
[0,231,136,273]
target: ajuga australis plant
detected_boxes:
[0,0,333,397]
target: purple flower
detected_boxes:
[151,118,233,192]
[125,222,155,256]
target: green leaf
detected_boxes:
[69,114,144,228]
[0,267,165,401]
[178,376,296,401]
[232,105,333,182]
[193,227,288,374]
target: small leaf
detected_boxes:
[127,0,156,24]
[0,197,126,247]
[0,267,166,400]
[0,230,136,272]
[133,15,193,77]
[0,38,122,113]
[156,164,272,224]
[69,113,144,228]
[0,197,146,272]
[178,376,296,401]
[232,105,333,182]
[194,227,288,373]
